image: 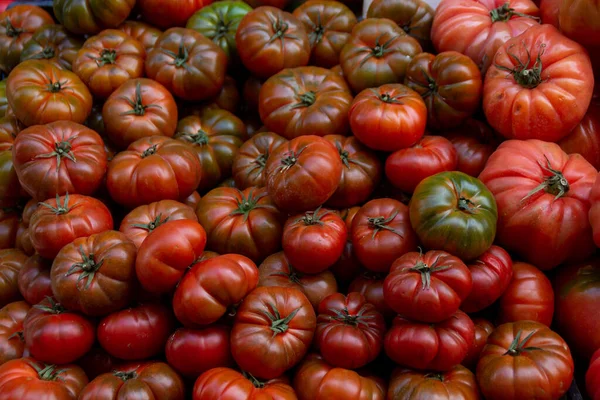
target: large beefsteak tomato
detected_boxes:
[0,300,29,365]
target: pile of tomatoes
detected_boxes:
[0,0,600,399]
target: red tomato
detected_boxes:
[349,84,427,152]
[348,271,394,319]
[183,191,202,209]
[53,0,135,35]
[329,237,361,289]
[559,98,600,170]
[0,207,19,250]
[77,347,120,381]
[0,300,29,365]
[135,219,207,294]
[558,0,600,47]
[497,261,554,326]
[351,198,418,273]
[231,286,317,379]
[117,20,162,50]
[540,0,560,26]
[138,0,213,29]
[232,131,287,189]
[388,365,480,399]
[463,318,495,371]
[587,348,600,400]
[14,199,37,256]
[0,248,27,307]
[385,310,475,371]
[17,253,51,306]
[173,254,258,327]
[98,303,175,360]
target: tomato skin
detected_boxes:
[76,347,119,380]
[138,0,213,29]
[53,0,135,35]
[173,254,258,327]
[559,98,600,170]
[232,131,287,189]
[476,321,574,400]
[351,198,418,273]
[388,365,481,399]
[236,6,311,79]
[118,20,161,50]
[0,207,19,250]
[384,250,473,323]
[50,230,137,317]
[444,119,500,177]
[293,353,386,400]
[385,135,458,193]
[0,357,88,399]
[265,135,343,212]
[183,191,202,209]
[479,139,596,270]
[384,310,475,371]
[20,25,83,71]
[0,301,30,365]
[16,255,56,307]
[540,0,560,27]
[463,318,495,371]
[14,199,37,256]
[587,349,600,400]
[0,249,27,307]
[258,252,338,310]
[461,245,513,313]
[348,271,394,319]
[558,0,600,47]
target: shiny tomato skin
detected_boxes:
[53,0,135,35]
[118,20,162,50]
[558,0,600,47]
[0,249,27,307]
[463,318,495,371]
[559,98,600,170]
[388,365,481,399]
[232,131,287,189]
[590,172,600,246]
[348,271,394,319]
[0,301,30,365]
[14,199,37,256]
[20,24,83,71]
[0,207,19,250]
[138,0,214,29]
[586,348,600,400]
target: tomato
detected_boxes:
[17,255,52,307]
[98,302,175,360]
[173,254,258,327]
[76,347,120,381]
[350,198,418,273]
[183,191,202,209]
[138,0,213,29]
[14,199,37,256]
[20,25,83,71]
[540,0,559,27]
[50,230,137,317]
[193,75,240,114]
[476,321,574,400]
[54,0,135,35]
[314,292,384,369]
[236,6,311,79]
[174,109,247,192]
[330,241,361,290]
[0,206,19,250]
[349,84,427,152]
[558,98,600,170]
[0,249,27,307]
[292,0,357,68]
[231,286,316,379]
[558,0,600,47]
[385,310,475,371]
[587,349,600,400]
[463,318,495,371]
[107,136,202,208]
[0,120,22,207]
[0,358,88,399]
[461,245,512,313]
[480,139,596,269]
[80,361,185,400]
[243,75,263,115]
[366,0,435,51]
[0,80,7,117]
[348,271,394,319]
[102,78,178,149]
[232,131,287,189]
[388,365,480,399]
[193,368,296,400]
[6,60,93,127]
[497,261,554,326]
[431,0,540,73]
[117,20,161,50]
[385,135,458,194]
[0,301,29,365]
[293,353,386,400]
[0,5,54,73]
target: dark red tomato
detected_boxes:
[14,199,37,256]
[351,198,418,273]
[77,347,120,380]
[23,297,95,365]
[283,207,347,274]
[17,255,52,307]
[79,361,185,400]
[349,84,427,152]
[385,135,458,193]
[183,191,202,209]
[98,303,175,360]
[0,116,23,207]
[107,136,202,208]
[330,241,362,289]
[195,187,283,263]
[0,300,29,365]
[384,250,472,323]
[245,0,290,7]
[590,172,600,246]
[0,357,88,399]
[558,98,600,170]
[12,121,108,201]
[540,0,560,27]
[324,135,382,208]
[292,0,357,68]
[204,76,241,114]
[30,194,113,260]
[349,272,394,320]
[231,286,317,379]
[461,245,513,313]
[119,199,198,249]
[53,0,135,35]
[340,18,422,93]
[587,348,600,400]
[264,135,343,212]
[20,24,83,71]
[102,78,178,150]
[315,292,385,369]
[258,251,338,310]
[497,261,554,326]
[558,0,600,48]
[259,66,353,139]
[146,28,227,101]
[0,249,27,307]
[236,6,311,79]
[232,131,287,189]
[243,75,263,115]
[173,254,258,327]
[0,207,19,250]
[118,20,162,50]
[384,310,475,371]
[388,365,480,399]
[138,0,213,29]
[166,326,233,378]
[135,219,207,294]
[463,318,494,370]
[193,367,297,400]
[50,230,137,317]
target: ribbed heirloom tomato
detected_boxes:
[444,118,500,177]
[559,97,600,170]
[194,368,297,400]
[117,21,162,51]
[137,0,213,29]
[54,0,135,35]
[0,300,29,365]
[463,318,495,370]
[0,248,28,307]
[17,255,52,306]
[20,25,83,70]
[231,131,287,189]
[387,365,480,399]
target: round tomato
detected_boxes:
[54,0,135,35]
[20,24,83,70]
[137,0,213,29]
[476,321,574,400]
[479,139,597,269]
[102,78,178,149]
[231,286,316,379]
[202,75,241,113]
[558,0,600,47]
[463,318,495,370]
[388,365,480,399]
[232,131,287,189]
[117,20,162,51]
[50,230,137,317]
[558,97,600,170]
[0,249,27,307]
[193,368,296,400]
[587,348,600,400]
[0,300,29,365]
[17,254,52,306]
[236,6,310,79]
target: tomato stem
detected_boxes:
[243,371,265,388]
[425,372,445,381]
[489,3,540,22]
[309,13,325,46]
[295,206,329,226]
[358,33,399,67]
[141,144,158,158]
[494,42,546,89]
[30,46,56,60]
[176,130,210,146]
[5,20,22,37]
[272,264,303,284]
[120,82,162,116]
[261,303,301,336]
[33,297,66,314]
[328,307,373,327]
[268,17,298,45]
[230,189,267,222]
[410,257,451,289]
[93,49,117,66]
[173,41,189,67]
[276,147,306,174]
[38,193,72,215]
[114,370,137,381]
[457,197,478,214]
[34,138,77,173]
[378,93,404,105]
[504,329,542,356]
[292,91,317,108]
[131,213,169,232]
[8,330,24,341]
[367,211,403,239]
[521,155,570,202]
[32,362,67,382]
[65,245,104,290]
